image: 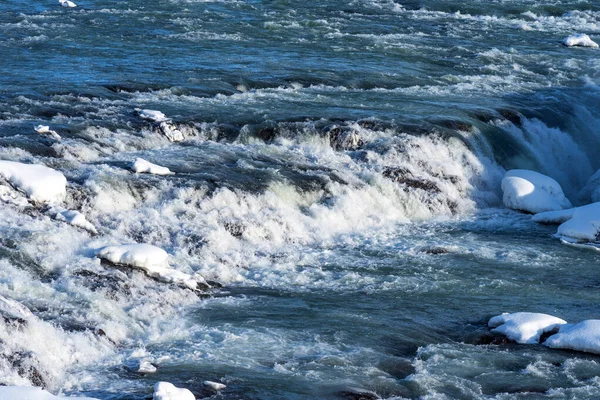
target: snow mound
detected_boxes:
[34,125,61,141]
[0,387,96,400]
[533,202,600,242]
[0,161,67,204]
[488,312,567,344]
[544,320,600,354]
[95,244,207,290]
[204,381,226,391]
[131,158,173,175]
[563,34,599,48]
[501,169,571,214]
[51,207,97,234]
[153,382,195,400]
[138,360,157,374]
[136,109,167,122]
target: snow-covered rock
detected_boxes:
[0,161,67,204]
[136,109,167,122]
[95,244,207,290]
[158,121,184,142]
[563,34,599,48]
[51,207,97,234]
[544,320,600,354]
[34,125,61,141]
[59,0,77,7]
[533,202,600,242]
[488,312,567,344]
[138,360,157,374]
[153,382,195,400]
[0,387,96,400]
[203,381,226,391]
[501,169,571,214]
[131,158,173,176]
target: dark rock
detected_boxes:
[473,333,514,346]
[338,389,380,400]
[382,168,440,193]
[6,352,46,387]
[539,327,561,344]
[498,109,522,126]
[420,246,449,255]
[328,126,362,151]
[435,119,474,132]
[223,221,245,238]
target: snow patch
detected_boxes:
[488,312,567,344]
[533,202,600,242]
[544,320,600,354]
[203,381,226,391]
[0,161,66,204]
[34,125,61,141]
[153,382,195,400]
[136,109,167,122]
[51,207,97,234]
[131,158,173,176]
[501,169,571,214]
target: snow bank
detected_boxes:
[563,34,599,48]
[533,202,600,242]
[0,387,96,400]
[153,382,195,400]
[131,158,173,176]
[51,207,97,233]
[501,170,571,214]
[95,244,206,290]
[488,312,567,344]
[0,161,66,204]
[136,109,167,122]
[544,320,600,354]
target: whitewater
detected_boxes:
[1,0,600,398]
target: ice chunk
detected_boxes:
[153,382,195,400]
[0,161,67,204]
[203,381,226,391]
[563,34,598,48]
[51,207,97,234]
[59,0,77,7]
[131,158,173,176]
[533,202,600,242]
[501,169,571,214]
[34,125,61,141]
[544,320,600,354]
[95,244,207,290]
[488,312,567,344]
[0,386,96,399]
[136,109,167,122]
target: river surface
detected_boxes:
[1,0,600,399]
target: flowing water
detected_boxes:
[1,0,600,399]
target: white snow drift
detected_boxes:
[95,244,206,290]
[0,161,67,204]
[131,158,173,176]
[501,169,571,214]
[0,387,96,400]
[488,312,567,344]
[562,34,599,48]
[153,382,195,400]
[544,320,600,354]
[533,202,600,243]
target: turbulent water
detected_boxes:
[1,0,600,398]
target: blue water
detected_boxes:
[1,0,600,399]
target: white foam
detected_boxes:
[95,244,206,290]
[153,382,195,400]
[131,158,173,175]
[488,312,567,344]
[0,161,66,204]
[0,387,96,400]
[563,34,599,48]
[533,202,600,242]
[501,170,571,214]
[544,320,600,354]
